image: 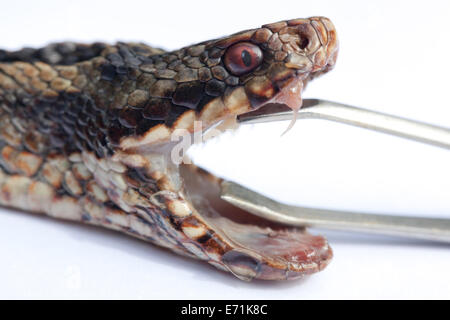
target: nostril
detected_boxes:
[296,22,320,52]
[299,36,309,50]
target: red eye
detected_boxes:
[224,42,263,76]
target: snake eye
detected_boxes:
[224,42,263,76]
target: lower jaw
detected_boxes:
[178,162,333,281]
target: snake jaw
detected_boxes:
[179,164,333,281]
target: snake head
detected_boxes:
[207,17,338,115]
[118,17,338,150]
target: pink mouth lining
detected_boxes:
[269,77,304,135]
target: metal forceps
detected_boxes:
[220,99,450,243]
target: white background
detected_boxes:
[1,0,450,299]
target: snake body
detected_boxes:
[0,17,338,281]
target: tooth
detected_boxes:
[270,78,303,135]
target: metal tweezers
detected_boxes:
[220,99,450,243]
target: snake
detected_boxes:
[0,16,338,281]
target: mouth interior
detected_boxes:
[179,164,331,279]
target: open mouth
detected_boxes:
[176,77,332,281]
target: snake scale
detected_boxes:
[0,17,338,281]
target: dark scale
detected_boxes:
[172,81,205,109]
[118,107,140,128]
[205,79,225,96]
[100,64,117,81]
[106,121,130,147]
[142,98,170,120]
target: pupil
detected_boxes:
[241,50,252,67]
